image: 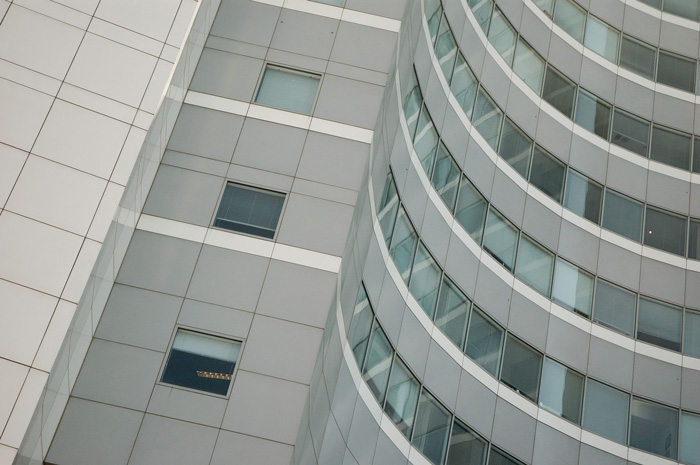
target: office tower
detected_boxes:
[3,0,700,464]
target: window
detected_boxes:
[404,80,423,141]
[161,329,241,395]
[637,297,682,352]
[515,234,554,297]
[214,183,285,239]
[348,285,374,366]
[582,379,630,444]
[533,0,554,17]
[414,105,440,175]
[584,16,619,62]
[552,258,594,317]
[498,118,533,179]
[431,142,461,211]
[564,169,603,224]
[483,207,518,272]
[529,146,565,203]
[469,0,494,34]
[488,448,524,465]
[389,207,419,282]
[680,412,700,465]
[427,0,443,43]
[362,322,393,402]
[378,173,400,246]
[650,125,691,170]
[434,277,471,349]
[611,108,650,157]
[384,357,420,438]
[539,358,584,424]
[574,89,611,140]
[684,310,700,357]
[644,206,687,256]
[451,54,478,117]
[465,306,503,376]
[455,176,488,244]
[657,51,696,93]
[473,88,504,150]
[446,419,486,465]
[602,190,643,242]
[663,0,700,22]
[542,67,577,118]
[500,335,542,403]
[619,35,656,80]
[512,38,545,94]
[553,0,586,42]
[409,242,442,316]
[693,137,700,173]
[629,398,678,459]
[435,17,458,81]
[593,279,636,336]
[488,8,517,66]
[255,65,321,114]
[412,389,451,465]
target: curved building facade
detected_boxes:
[293,1,700,465]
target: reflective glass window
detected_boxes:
[539,358,584,424]
[593,279,636,337]
[582,379,630,444]
[427,1,442,44]
[161,329,241,395]
[414,105,440,176]
[691,219,700,259]
[693,136,700,173]
[619,35,656,80]
[483,208,518,272]
[446,419,487,465]
[644,206,687,257]
[637,297,682,352]
[465,306,504,376]
[515,234,554,296]
[432,142,461,211]
[542,67,576,118]
[663,0,700,22]
[574,88,611,139]
[473,88,504,150]
[255,65,321,114]
[214,183,285,239]
[469,0,494,33]
[488,8,517,66]
[529,146,565,203]
[378,173,399,246]
[409,242,442,317]
[630,398,678,459]
[435,17,458,81]
[584,16,620,62]
[384,357,420,438]
[434,277,471,349]
[552,258,594,317]
[361,322,393,402]
[487,448,523,465]
[602,190,643,242]
[513,38,545,94]
[498,118,533,178]
[500,335,542,403]
[553,0,586,42]
[532,0,554,18]
[657,51,696,93]
[680,412,700,465]
[389,208,419,282]
[451,54,478,118]
[404,80,423,141]
[564,169,603,224]
[684,310,700,357]
[412,389,452,465]
[650,125,691,170]
[611,107,650,156]
[347,285,374,366]
[455,176,488,244]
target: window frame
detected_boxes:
[212,181,288,240]
[159,327,243,397]
[253,63,323,115]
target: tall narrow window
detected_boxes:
[500,335,542,402]
[498,118,533,179]
[412,389,452,465]
[255,65,321,114]
[512,38,545,94]
[362,322,393,402]
[680,412,700,465]
[584,16,619,62]
[684,310,700,358]
[483,208,518,272]
[409,242,442,317]
[431,142,461,211]
[414,104,440,176]
[488,8,517,66]
[539,358,584,424]
[451,54,478,117]
[529,146,565,203]
[469,0,494,33]
[446,419,487,465]
[378,173,400,246]
[473,89,504,150]
[465,306,504,376]
[455,176,488,244]
[384,357,420,438]
[574,89,611,140]
[434,277,471,349]
[389,208,419,283]
[347,285,374,366]
[161,329,241,395]
[214,183,285,239]
[552,258,594,317]
[435,17,458,81]
[515,234,554,296]
[553,0,586,42]
[563,169,603,224]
